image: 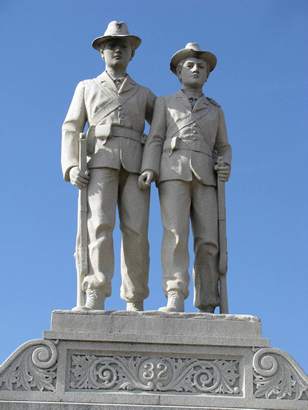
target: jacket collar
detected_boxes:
[175,90,210,112]
[118,74,137,94]
[193,94,210,112]
[97,71,137,94]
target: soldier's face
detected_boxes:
[178,57,208,89]
[101,38,133,69]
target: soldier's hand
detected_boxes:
[214,162,230,182]
[69,166,90,189]
[138,170,154,190]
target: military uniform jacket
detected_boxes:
[61,71,156,180]
[141,91,231,186]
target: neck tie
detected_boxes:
[188,97,198,109]
[114,78,124,89]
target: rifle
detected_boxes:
[217,156,229,314]
[74,132,88,310]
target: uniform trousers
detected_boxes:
[81,167,150,302]
[159,176,220,309]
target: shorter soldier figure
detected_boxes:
[62,21,155,311]
[139,43,231,313]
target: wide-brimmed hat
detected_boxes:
[92,21,141,51]
[170,42,217,74]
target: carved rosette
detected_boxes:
[69,353,240,395]
[253,348,308,400]
[0,340,58,392]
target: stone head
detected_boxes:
[176,57,209,89]
[99,38,134,71]
[170,42,217,89]
[92,21,141,70]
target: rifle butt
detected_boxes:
[219,274,229,314]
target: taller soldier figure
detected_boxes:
[62,21,155,311]
[139,43,231,313]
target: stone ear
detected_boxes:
[206,61,210,78]
[176,64,182,80]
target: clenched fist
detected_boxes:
[214,158,230,182]
[69,166,90,189]
[138,170,154,190]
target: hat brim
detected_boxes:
[170,49,217,74]
[92,35,141,51]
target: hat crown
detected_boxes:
[170,42,217,74]
[104,21,130,37]
[185,42,202,52]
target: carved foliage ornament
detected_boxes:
[253,348,308,400]
[0,340,58,392]
[70,353,240,395]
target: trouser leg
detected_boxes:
[118,169,150,302]
[191,178,219,310]
[159,180,191,298]
[83,168,118,298]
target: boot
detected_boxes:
[159,291,184,312]
[199,305,216,313]
[84,288,105,310]
[126,301,144,312]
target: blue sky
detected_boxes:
[0,0,307,374]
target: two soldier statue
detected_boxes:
[61,21,232,314]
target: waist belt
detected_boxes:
[88,124,143,143]
[86,124,145,155]
[163,136,213,158]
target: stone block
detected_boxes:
[46,310,269,346]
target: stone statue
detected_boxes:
[139,43,232,313]
[61,21,155,311]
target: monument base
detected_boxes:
[0,310,307,409]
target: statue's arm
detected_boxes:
[145,89,156,125]
[61,81,87,182]
[214,108,232,182]
[140,97,166,184]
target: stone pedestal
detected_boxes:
[0,310,307,409]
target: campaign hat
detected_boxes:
[92,21,141,50]
[170,42,217,73]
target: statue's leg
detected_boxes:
[85,168,119,309]
[159,180,191,304]
[118,169,150,309]
[191,179,219,312]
